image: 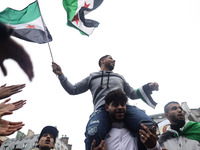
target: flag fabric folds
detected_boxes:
[63,0,103,36]
[136,85,157,109]
[0,1,52,44]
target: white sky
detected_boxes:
[1,0,200,149]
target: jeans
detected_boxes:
[84,104,154,150]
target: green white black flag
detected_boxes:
[0,1,52,44]
[63,0,104,36]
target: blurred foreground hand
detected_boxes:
[0,22,34,81]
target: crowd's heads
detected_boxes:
[98,55,110,67]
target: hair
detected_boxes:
[164,101,180,113]
[98,55,110,67]
[105,89,128,105]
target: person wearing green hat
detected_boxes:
[37,126,59,150]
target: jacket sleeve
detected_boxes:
[120,74,140,99]
[58,74,90,95]
[123,79,140,100]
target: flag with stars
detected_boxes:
[0,1,52,44]
[63,0,103,36]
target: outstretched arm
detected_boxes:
[52,61,89,95]
[0,84,25,99]
[0,119,24,136]
[0,98,26,117]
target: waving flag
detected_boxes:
[63,0,103,36]
[0,1,52,44]
[136,85,157,109]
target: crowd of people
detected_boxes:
[90,89,200,150]
[52,55,200,150]
[0,21,200,150]
[52,54,159,150]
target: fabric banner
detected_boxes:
[63,0,103,36]
[0,1,52,44]
[136,86,157,109]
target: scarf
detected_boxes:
[159,121,200,144]
[176,121,200,142]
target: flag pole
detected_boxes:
[36,0,54,62]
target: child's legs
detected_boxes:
[84,105,111,150]
[125,104,155,133]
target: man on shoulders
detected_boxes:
[91,89,161,150]
[52,55,159,150]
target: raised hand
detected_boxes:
[0,84,25,99]
[52,62,63,76]
[139,123,157,149]
[0,119,24,136]
[149,82,159,91]
[0,99,26,117]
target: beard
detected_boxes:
[105,63,114,71]
[170,115,185,129]
[104,61,114,71]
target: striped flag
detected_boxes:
[63,0,103,36]
[136,85,157,109]
[0,1,52,44]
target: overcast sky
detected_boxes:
[1,0,200,149]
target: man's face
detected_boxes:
[165,103,185,125]
[106,101,126,122]
[102,56,115,71]
[38,133,54,150]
